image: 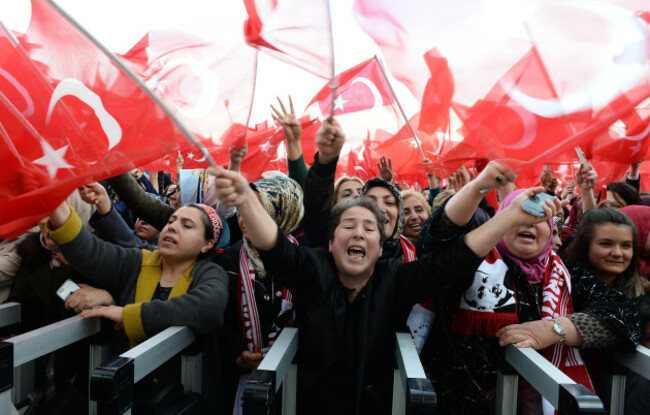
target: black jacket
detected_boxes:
[258,226,482,415]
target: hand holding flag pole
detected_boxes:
[374,55,425,160]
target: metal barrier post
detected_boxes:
[608,345,650,415]
[0,303,20,329]
[500,345,604,414]
[242,327,299,415]
[392,333,436,415]
[90,326,197,415]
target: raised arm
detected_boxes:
[106,172,174,230]
[211,167,279,250]
[463,187,566,258]
[444,161,517,226]
[576,163,598,213]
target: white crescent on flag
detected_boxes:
[501,1,648,118]
[46,78,122,151]
[622,121,650,141]
[350,77,384,110]
[501,105,538,150]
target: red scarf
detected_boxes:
[237,236,296,352]
[451,249,594,408]
[540,252,594,414]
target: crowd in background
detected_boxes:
[1,102,649,415]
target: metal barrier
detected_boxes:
[607,345,650,415]
[0,315,111,415]
[241,329,435,415]
[90,325,200,415]
[0,303,20,330]
[496,345,604,414]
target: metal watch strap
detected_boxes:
[551,318,567,344]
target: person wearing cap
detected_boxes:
[45,185,229,412]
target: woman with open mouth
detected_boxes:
[418,161,640,414]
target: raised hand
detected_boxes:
[376,156,394,183]
[208,166,253,207]
[78,182,111,215]
[315,117,345,165]
[271,96,301,144]
[576,164,597,191]
[502,187,567,228]
[471,161,517,195]
[229,143,248,172]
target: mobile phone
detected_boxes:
[521,193,555,217]
[575,146,587,167]
[56,279,80,301]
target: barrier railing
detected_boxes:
[241,329,435,415]
[0,303,20,330]
[496,345,604,414]
[90,325,200,415]
[0,315,111,414]
[607,345,650,415]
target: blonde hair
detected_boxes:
[432,189,456,211]
[401,190,431,215]
[333,176,364,203]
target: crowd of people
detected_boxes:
[1,99,649,414]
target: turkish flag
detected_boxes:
[373,113,445,178]
[346,133,379,181]
[239,121,284,181]
[419,48,454,134]
[243,0,333,78]
[306,57,395,117]
[0,0,194,238]
[119,30,258,151]
[592,109,650,164]
[462,47,575,166]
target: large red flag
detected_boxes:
[419,48,454,134]
[243,0,333,78]
[306,57,396,117]
[461,46,575,166]
[119,30,258,157]
[0,0,194,238]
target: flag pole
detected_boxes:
[326,0,337,119]
[374,55,425,160]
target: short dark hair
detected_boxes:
[327,198,386,246]
[604,182,641,206]
[564,208,641,297]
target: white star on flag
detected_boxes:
[333,95,348,112]
[629,141,643,155]
[33,140,73,178]
[187,151,195,159]
[259,140,273,154]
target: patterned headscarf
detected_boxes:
[360,178,404,249]
[244,175,304,277]
[191,203,224,245]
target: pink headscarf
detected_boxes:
[495,189,553,284]
[621,205,650,278]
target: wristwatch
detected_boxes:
[551,318,567,344]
